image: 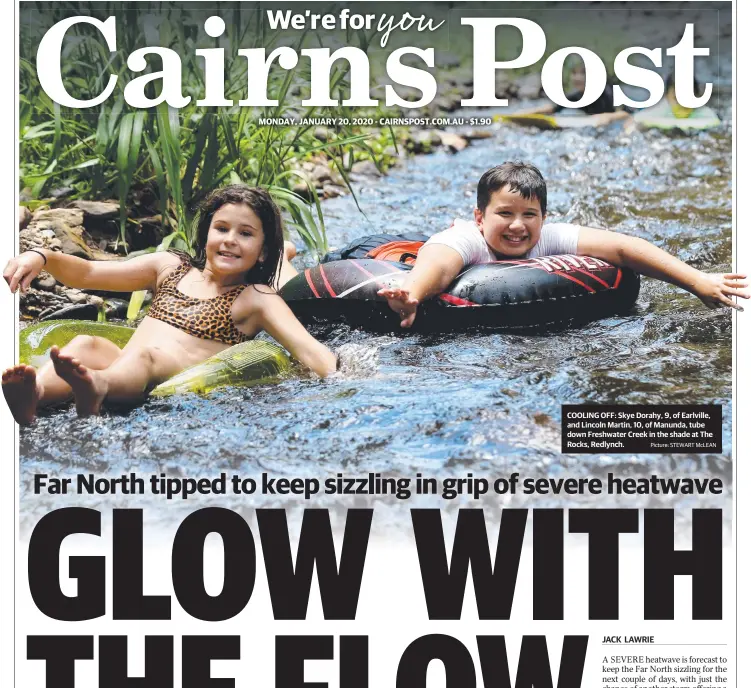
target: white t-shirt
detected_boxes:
[422,218,581,266]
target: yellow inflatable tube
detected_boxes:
[19,320,290,396]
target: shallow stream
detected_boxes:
[19,107,734,532]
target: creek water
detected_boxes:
[19,108,733,533]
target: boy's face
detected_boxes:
[474,186,545,258]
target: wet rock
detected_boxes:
[328,168,346,186]
[65,288,89,304]
[137,215,162,228]
[495,73,513,98]
[460,128,493,141]
[19,206,32,229]
[514,72,542,100]
[128,217,161,251]
[434,94,462,112]
[40,303,99,322]
[322,184,347,199]
[452,68,475,87]
[32,274,57,291]
[313,127,330,141]
[311,164,332,184]
[22,208,92,258]
[70,200,119,219]
[49,186,74,200]
[399,108,420,119]
[450,93,464,110]
[390,85,424,104]
[404,131,435,154]
[458,83,474,99]
[435,52,461,69]
[131,187,156,208]
[417,130,442,148]
[437,132,468,153]
[104,298,130,319]
[351,160,382,177]
[291,182,315,201]
[20,288,69,319]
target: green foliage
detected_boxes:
[19,3,394,259]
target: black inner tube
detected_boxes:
[281,256,640,333]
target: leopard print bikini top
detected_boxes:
[148,258,251,346]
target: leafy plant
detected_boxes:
[20,3,394,259]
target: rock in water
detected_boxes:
[19,206,32,229]
[22,208,113,260]
[70,200,119,219]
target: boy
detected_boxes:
[378,162,747,328]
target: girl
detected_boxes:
[3,185,337,424]
[514,58,631,126]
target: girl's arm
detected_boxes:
[577,227,749,309]
[591,110,632,126]
[3,249,180,294]
[235,286,336,378]
[512,103,557,116]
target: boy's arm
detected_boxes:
[377,244,465,328]
[577,227,749,310]
[3,249,178,294]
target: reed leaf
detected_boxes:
[126,289,147,322]
[18,4,401,258]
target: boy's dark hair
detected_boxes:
[477,162,547,215]
[187,184,284,288]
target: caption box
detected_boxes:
[561,404,722,454]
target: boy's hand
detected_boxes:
[3,252,46,294]
[693,273,749,311]
[377,287,420,328]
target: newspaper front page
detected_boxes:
[1,1,742,686]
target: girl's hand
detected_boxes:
[3,251,47,293]
[693,273,749,310]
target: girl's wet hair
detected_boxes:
[186,185,284,287]
[477,161,547,215]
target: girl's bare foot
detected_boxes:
[284,241,297,260]
[50,346,107,417]
[2,365,41,425]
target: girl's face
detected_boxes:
[205,203,265,277]
[570,65,587,92]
